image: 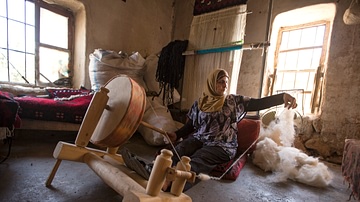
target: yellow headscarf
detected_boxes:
[198,69,229,112]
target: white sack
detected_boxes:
[137,97,178,146]
[89,49,147,91]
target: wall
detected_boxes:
[51,0,176,89]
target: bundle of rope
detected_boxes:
[156,40,188,105]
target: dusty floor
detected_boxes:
[0,129,355,202]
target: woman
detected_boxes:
[122,68,297,191]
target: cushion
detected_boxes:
[210,118,260,180]
[210,154,247,180]
[237,118,261,155]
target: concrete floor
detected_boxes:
[0,129,355,202]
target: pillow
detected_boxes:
[210,154,247,180]
[237,118,261,155]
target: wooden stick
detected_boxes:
[53,141,123,163]
[75,87,109,147]
[102,155,148,189]
[83,152,145,196]
[140,121,167,135]
[45,159,62,187]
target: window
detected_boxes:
[271,22,329,114]
[0,0,74,87]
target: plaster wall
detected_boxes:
[53,0,176,89]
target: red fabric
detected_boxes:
[210,118,260,180]
[14,95,92,124]
[210,154,247,180]
[237,118,260,155]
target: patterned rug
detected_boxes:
[193,0,248,16]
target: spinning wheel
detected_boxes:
[45,75,194,201]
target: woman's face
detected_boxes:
[215,76,228,95]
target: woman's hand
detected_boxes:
[166,132,177,143]
[283,93,297,109]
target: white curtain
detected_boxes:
[181,4,247,109]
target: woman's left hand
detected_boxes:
[166,132,177,143]
[283,93,297,109]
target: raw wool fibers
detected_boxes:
[252,109,333,187]
[259,108,296,147]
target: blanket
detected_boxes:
[14,89,92,124]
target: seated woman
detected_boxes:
[121,68,297,191]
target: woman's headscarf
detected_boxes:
[198,69,229,112]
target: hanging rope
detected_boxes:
[156,40,188,106]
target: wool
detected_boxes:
[252,108,333,187]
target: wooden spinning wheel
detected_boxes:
[45,75,193,201]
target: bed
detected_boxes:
[0,85,92,132]
[15,88,92,131]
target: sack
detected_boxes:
[344,0,360,25]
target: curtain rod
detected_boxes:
[182,42,270,55]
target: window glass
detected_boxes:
[9,50,26,83]
[287,30,301,50]
[0,17,7,48]
[40,8,68,49]
[314,26,325,46]
[8,20,25,52]
[25,1,35,25]
[8,0,25,22]
[26,53,35,83]
[0,49,7,81]
[26,25,35,53]
[299,26,317,48]
[273,24,327,114]
[0,0,6,17]
[39,47,69,82]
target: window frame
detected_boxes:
[270,20,330,114]
[0,0,74,87]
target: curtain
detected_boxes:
[181,4,247,110]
